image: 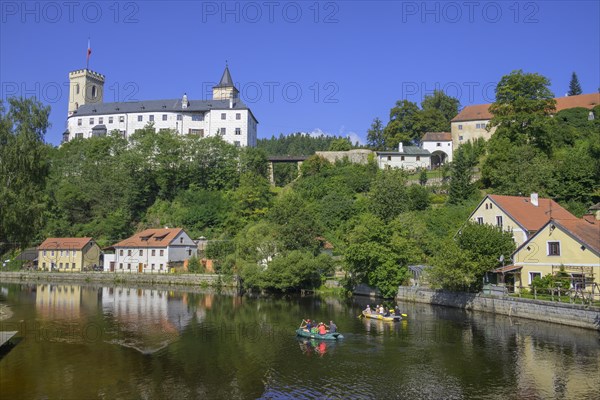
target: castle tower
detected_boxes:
[68,69,105,116]
[212,65,239,101]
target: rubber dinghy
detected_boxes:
[362,311,402,322]
[296,328,344,340]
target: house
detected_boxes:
[377,143,431,171]
[420,132,453,167]
[468,194,576,247]
[38,237,100,272]
[64,65,258,147]
[504,215,600,293]
[111,228,197,273]
[450,93,600,149]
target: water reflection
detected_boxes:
[0,283,598,399]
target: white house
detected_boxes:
[376,143,431,171]
[64,65,258,147]
[110,228,197,273]
[421,132,452,166]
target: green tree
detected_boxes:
[421,89,460,123]
[328,138,352,151]
[368,169,409,221]
[568,72,582,96]
[0,98,51,251]
[384,100,420,147]
[489,70,556,153]
[447,143,477,204]
[366,117,386,150]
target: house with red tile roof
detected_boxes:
[450,93,600,149]
[506,215,600,294]
[421,132,453,166]
[468,194,576,247]
[38,237,100,271]
[110,228,196,273]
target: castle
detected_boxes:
[64,65,258,147]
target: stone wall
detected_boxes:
[397,286,600,331]
[315,149,373,164]
[0,271,238,288]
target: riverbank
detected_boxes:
[396,286,600,331]
[0,271,238,289]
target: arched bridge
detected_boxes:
[266,155,309,185]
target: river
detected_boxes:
[0,282,598,399]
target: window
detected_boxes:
[72,263,76,269]
[236,113,241,120]
[496,216,503,227]
[76,132,84,139]
[159,250,164,256]
[137,115,143,122]
[476,123,486,129]
[220,128,226,135]
[177,114,182,121]
[458,125,463,130]
[188,249,192,256]
[485,204,488,210]
[91,85,97,98]
[459,136,464,141]
[149,115,154,122]
[476,217,484,225]
[75,84,80,94]
[139,250,143,256]
[416,156,421,161]
[436,142,441,147]
[119,116,125,122]
[127,263,131,270]
[119,263,123,269]
[151,264,155,270]
[51,251,54,256]
[489,203,493,209]
[109,117,113,123]
[160,264,164,270]
[189,129,204,136]
[128,250,132,256]
[151,249,156,256]
[42,262,46,269]
[235,128,241,135]
[43,250,47,256]
[548,241,560,256]
[400,156,405,161]
[192,114,203,121]
[119,249,123,256]
[89,118,94,125]
[77,119,82,126]
[221,113,226,120]
[162,114,168,121]
[529,272,541,285]
[180,237,184,243]
[59,262,63,269]
[387,156,392,161]
[99,117,103,124]
[571,273,587,289]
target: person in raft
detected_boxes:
[300,319,313,332]
[364,305,371,314]
[328,320,337,333]
[318,322,327,335]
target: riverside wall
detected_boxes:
[0,271,238,288]
[396,286,600,331]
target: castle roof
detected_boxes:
[214,65,235,88]
[421,132,452,142]
[69,98,252,118]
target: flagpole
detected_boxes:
[86,37,91,70]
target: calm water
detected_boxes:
[0,283,599,400]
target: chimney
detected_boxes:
[398,142,404,152]
[530,193,538,207]
[182,93,188,109]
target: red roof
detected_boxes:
[487,195,575,232]
[421,132,452,141]
[112,228,184,248]
[38,237,93,251]
[553,217,600,254]
[452,93,600,122]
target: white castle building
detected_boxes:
[64,65,258,147]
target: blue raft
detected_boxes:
[296,328,344,340]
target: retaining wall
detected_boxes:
[0,271,237,288]
[396,286,600,331]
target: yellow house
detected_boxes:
[508,216,600,293]
[38,237,100,272]
[468,194,575,247]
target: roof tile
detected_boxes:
[488,195,575,232]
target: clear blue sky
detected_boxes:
[1,1,599,145]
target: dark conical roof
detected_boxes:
[214,65,235,88]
